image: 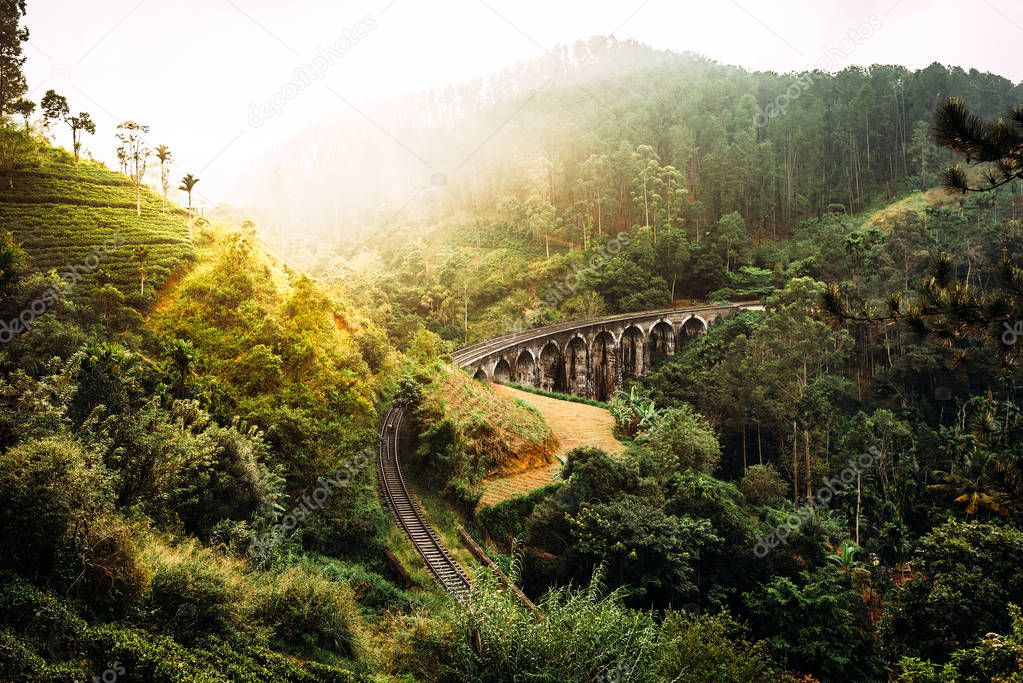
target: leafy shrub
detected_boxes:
[83,624,365,682]
[246,567,363,660]
[182,416,282,538]
[84,397,282,538]
[0,629,48,682]
[478,484,557,545]
[633,404,721,476]
[75,515,152,614]
[415,418,462,486]
[655,611,784,682]
[297,460,390,561]
[445,573,662,681]
[0,571,87,639]
[608,386,659,438]
[739,464,788,506]
[147,545,244,641]
[0,434,112,586]
[304,557,414,612]
[394,371,424,408]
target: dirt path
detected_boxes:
[481,385,625,506]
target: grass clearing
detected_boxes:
[481,384,625,506]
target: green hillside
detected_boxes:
[0,142,402,681]
[0,146,193,302]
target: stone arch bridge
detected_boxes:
[452,303,762,400]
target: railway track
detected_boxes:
[377,404,472,600]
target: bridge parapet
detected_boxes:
[454,303,762,400]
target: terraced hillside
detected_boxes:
[0,147,194,302]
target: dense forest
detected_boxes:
[2,1,1023,681]
[249,39,1022,265]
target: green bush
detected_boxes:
[0,434,113,586]
[148,551,243,641]
[633,404,722,476]
[246,567,363,660]
[431,573,663,681]
[0,572,87,639]
[83,624,366,682]
[75,515,152,614]
[478,484,557,545]
[655,611,784,682]
[304,557,414,612]
[0,629,48,682]
[739,464,788,506]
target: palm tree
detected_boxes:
[929,445,1013,519]
[168,338,196,398]
[154,145,172,199]
[179,173,199,239]
[929,468,1010,518]
[178,173,198,209]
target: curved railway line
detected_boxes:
[380,303,761,598]
[377,405,472,600]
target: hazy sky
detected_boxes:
[23,0,1021,206]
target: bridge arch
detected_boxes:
[515,349,536,385]
[621,324,646,378]
[565,335,589,396]
[677,315,707,348]
[592,329,618,401]
[493,357,512,383]
[649,320,675,365]
[539,341,567,392]
[473,368,488,381]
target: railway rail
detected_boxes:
[377,404,472,600]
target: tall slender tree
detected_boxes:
[115,120,150,216]
[131,246,150,296]
[154,144,172,199]
[178,173,198,208]
[179,172,199,237]
[41,91,94,168]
